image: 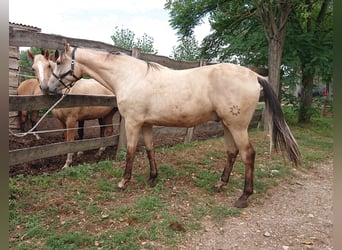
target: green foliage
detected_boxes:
[284,1,333,81]
[111,26,158,54]
[194,170,221,194]
[170,34,201,61]
[165,0,267,64]
[45,232,93,249]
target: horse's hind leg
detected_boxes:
[214,125,239,191]
[141,124,158,187]
[18,111,27,132]
[76,120,85,157]
[96,111,115,158]
[78,120,85,140]
[229,127,256,208]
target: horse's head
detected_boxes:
[28,49,58,94]
[47,40,82,94]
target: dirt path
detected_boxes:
[180,159,333,250]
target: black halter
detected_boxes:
[51,47,81,89]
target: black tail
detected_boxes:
[258,77,301,166]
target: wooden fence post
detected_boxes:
[184,59,207,143]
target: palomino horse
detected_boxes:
[29,49,117,169]
[46,40,301,208]
[17,78,42,140]
[17,77,89,141]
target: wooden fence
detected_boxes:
[9,28,264,166]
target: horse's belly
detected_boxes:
[67,106,113,121]
[146,110,219,128]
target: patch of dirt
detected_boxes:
[9,129,223,177]
[179,159,333,250]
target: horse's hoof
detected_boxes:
[147,177,158,188]
[96,147,105,158]
[213,180,227,192]
[234,198,248,208]
[117,178,129,190]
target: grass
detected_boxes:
[9,116,333,249]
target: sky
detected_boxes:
[9,0,211,57]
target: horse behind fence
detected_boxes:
[27,49,118,168]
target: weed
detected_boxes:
[210,205,241,222]
[194,170,221,194]
[45,231,93,249]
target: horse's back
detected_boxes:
[18,79,41,95]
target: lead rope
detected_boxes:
[9,89,70,138]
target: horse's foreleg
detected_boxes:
[63,153,74,169]
[230,129,256,208]
[142,125,158,187]
[94,118,106,158]
[62,121,76,169]
[30,110,41,140]
[214,125,238,191]
[117,122,140,190]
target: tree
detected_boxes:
[111,26,158,54]
[170,35,201,61]
[285,0,333,122]
[165,0,293,96]
[253,0,293,96]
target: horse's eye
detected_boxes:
[56,60,61,65]
[48,64,51,68]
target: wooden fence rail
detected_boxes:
[9,94,117,111]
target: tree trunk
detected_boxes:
[298,64,314,123]
[268,38,283,96]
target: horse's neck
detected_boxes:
[77,48,145,94]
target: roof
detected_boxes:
[9,22,41,32]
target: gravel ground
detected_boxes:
[180,159,333,250]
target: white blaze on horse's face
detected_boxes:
[31,54,54,94]
[37,61,45,86]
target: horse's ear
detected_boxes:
[63,39,69,52]
[55,49,59,60]
[27,50,34,60]
[52,50,59,62]
[44,49,50,60]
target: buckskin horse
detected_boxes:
[45,40,301,208]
